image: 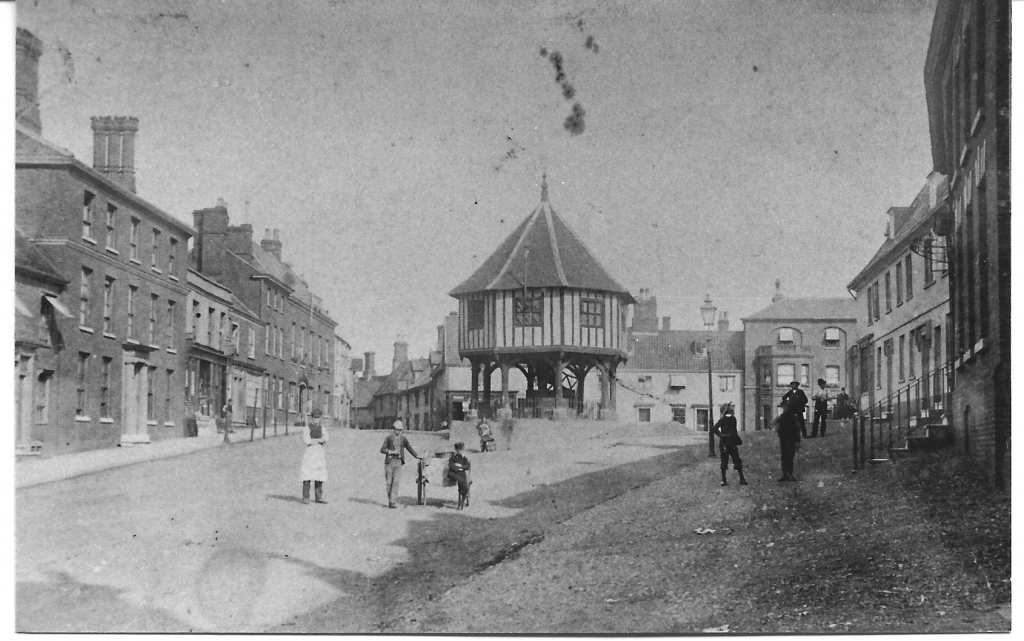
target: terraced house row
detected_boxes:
[14,27,349,457]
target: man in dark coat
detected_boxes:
[782,380,809,437]
[712,402,746,486]
[773,399,802,481]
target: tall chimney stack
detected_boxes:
[393,340,409,372]
[261,228,283,260]
[91,116,140,193]
[363,351,376,379]
[718,311,729,332]
[16,28,43,134]
[192,200,230,279]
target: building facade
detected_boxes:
[742,286,858,432]
[924,0,1010,486]
[191,208,337,429]
[846,173,951,416]
[15,229,70,456]
[333,335,353,428]
[16,28,193,454]
[619,293,744,429]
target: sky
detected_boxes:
[13,0,942,373]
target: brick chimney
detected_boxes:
[261,228,282,260]
[363,351,376,379]
[226,223,254,257]
[91,116,140,193]
[631,288,659,333]
[392,340,409,372]
[772,279,784,303]
[16,28,43,134]
[718,311,729,332]
[662,316,671,331]
[192,199,230,280]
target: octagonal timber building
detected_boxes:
[448,177,635,417]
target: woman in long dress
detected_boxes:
[300,408,328,504]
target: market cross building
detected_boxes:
[448,176,635,419]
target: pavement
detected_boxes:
[15,425,297,489]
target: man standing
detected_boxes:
[380,420,420,509]
[836,387,851,419]
[712,402,746,486]
[782,379,809,437]
[773,400,801,481]
[811,378,830,437]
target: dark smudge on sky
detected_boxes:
[564,102,586,136]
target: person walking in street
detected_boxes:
[712,402,746,486]
[446,441,472,509]
[476,417,495,452]
[782,379,809,437]
[773,399,802,481]
[300,409,329,504]
[380,420,420,509]
[811,378,831,437]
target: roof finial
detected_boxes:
[541,172,548,202]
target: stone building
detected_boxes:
[191,208,337,429]
[924,0,1010,486]
[846,173,951,417]
[15,27,193,454]
[742,284,858,432]
[332,335,353,428]
[619,292,744,429]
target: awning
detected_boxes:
[16,296,33,317]
[669,374,687,388]
[43,294,73,318]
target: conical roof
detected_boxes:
[449,178,633,301]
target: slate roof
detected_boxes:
[449,178,634,301]
[847,175,950,291]
[15,228,69,285]
[742,298,859,322]
[622,330,744,372]
[354,377,384,409]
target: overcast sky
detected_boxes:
[15,0,941,372]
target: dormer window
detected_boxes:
[778,328,795,344]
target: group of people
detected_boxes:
[298,414,474,509]
[714,378,851,484]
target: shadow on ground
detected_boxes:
[267,442,708,633]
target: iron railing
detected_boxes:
[853,362,952,469]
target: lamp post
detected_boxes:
[700,295,717,457]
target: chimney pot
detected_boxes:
[718,311,729,332]
[90,116,140,192]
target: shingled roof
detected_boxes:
[622,330,745,372]
[449,177,634,301]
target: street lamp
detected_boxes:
[700,295,717,457]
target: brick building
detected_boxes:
[15,28,193,454]
[742,284,858,432]
[15,229,70,456]
[618,291,744,429]
[191,208,337,429]
[924,0,1010,485]
[846,173,951,416]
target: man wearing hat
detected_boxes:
[300,408,328,504]
[380,420,421,508]
[773,399,802,481]
[811,378,831,438]
[712,402,746,486]
[782,379,810,438]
